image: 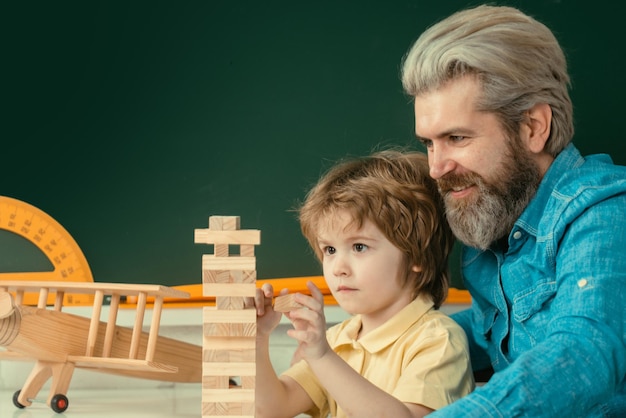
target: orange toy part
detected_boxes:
[123,276,471,308]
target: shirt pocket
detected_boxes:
[512,281,556,322]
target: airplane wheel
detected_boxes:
[12,390,26,409]
[50,394,69,413]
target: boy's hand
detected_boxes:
[246,282,288,336]
[285,281,331,361]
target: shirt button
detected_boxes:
[577,279,588,288]
[513,231,522,240]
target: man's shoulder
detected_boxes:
[551,148,626,195]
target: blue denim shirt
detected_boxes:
[431,144,626,417]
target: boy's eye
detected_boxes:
[323,246,336,255]
[353,243,368,252]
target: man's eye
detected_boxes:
[449,135,465,142]
[353,243,368,252]
[418,138,433,149]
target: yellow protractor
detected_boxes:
[0,196,94,306]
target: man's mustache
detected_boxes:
[436,172,483,194]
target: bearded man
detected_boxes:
[401,5,626,417]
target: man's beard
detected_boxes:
[437,140,542,250]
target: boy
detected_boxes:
[253,150,474,417]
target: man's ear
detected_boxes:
[523,103,552,154]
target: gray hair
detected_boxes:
[401,5,573,156]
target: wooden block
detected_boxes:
[227,347,255,362]
[202,388,255,402]
[214,243,229,257]
[227,322,256,337]
[203,361,255,376]
[204,322,256,337]
[203,309,256,324]
[203,283,256,298]
[202,336,256,351]
[202,255,256,271]
[203,270,256,285]
[203,375,230,389]
[202,401,254,418]
[209,216,240,231]
[203,270,230,284]
[216,296,244,310]
[203,348,229,362]
[241,376,255,389]
[240,245,255,257]
[203,323,234,337]
[194,229,261,246]
[232,270,257,284]
[273,293,303,312]
[203,347,255,363]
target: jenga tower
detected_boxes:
[194,216,261,418]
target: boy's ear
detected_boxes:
[411,265,422,273]
[523,103,552,154]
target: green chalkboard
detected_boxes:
[3,1,625,289]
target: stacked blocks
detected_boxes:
[194,216,261,418]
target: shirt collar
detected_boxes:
[515,143,583,237]
[331,294,435,353]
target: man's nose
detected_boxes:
[428,144,455,179]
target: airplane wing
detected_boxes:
[0,281,201,381]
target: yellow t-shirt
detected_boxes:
[281,294,474,417]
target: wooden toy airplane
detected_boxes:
[0,280,202,413]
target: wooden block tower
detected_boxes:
[194,216,261,418]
